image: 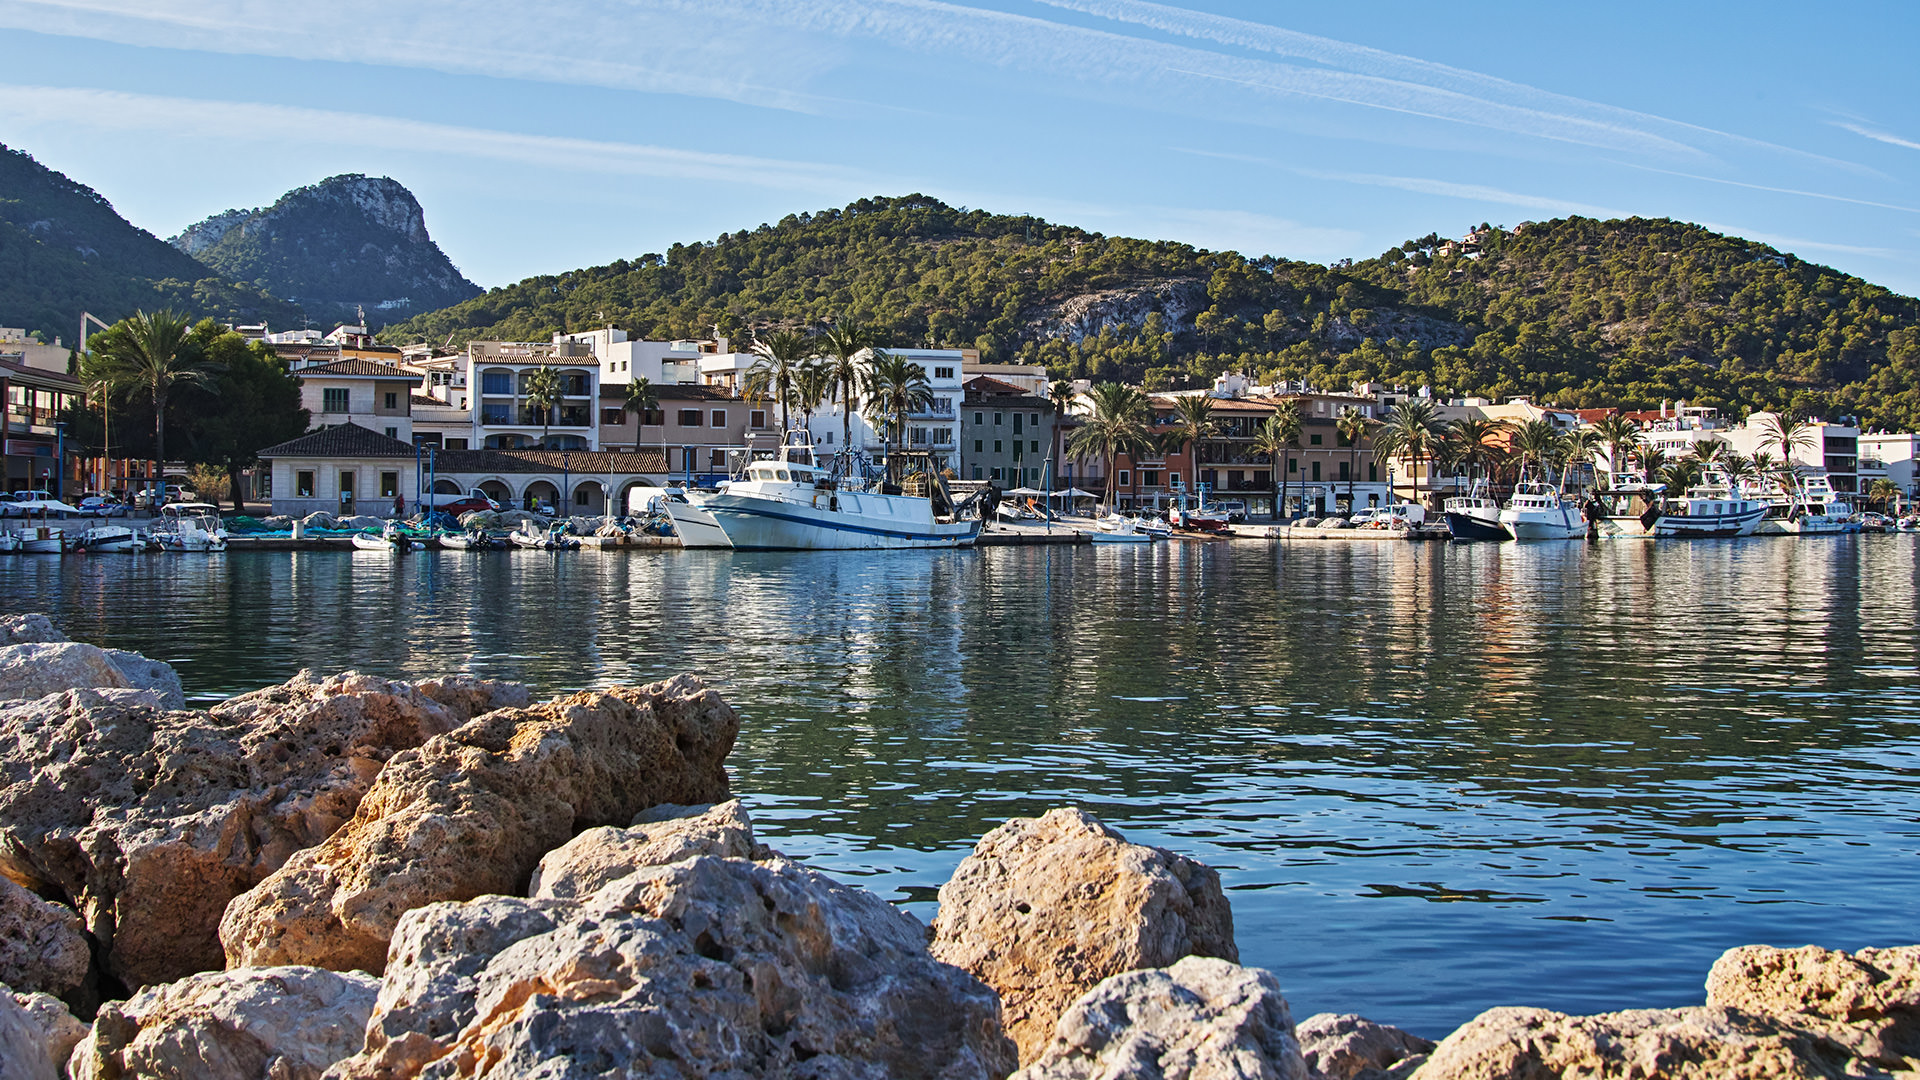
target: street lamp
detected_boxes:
[561,452,571,518]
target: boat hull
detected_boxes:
[1653,505,1767,538]
[1499,507,1586,540]
[1444,511,1511,541]
[700,491,979,550]
[660,499,734,549]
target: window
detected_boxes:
[712,410,726,428]
[678,409,702,427]
[1030,440,1039,453]
[991,467,1004,481]
[1311,461,1321,481]
[295,470,314,497]
[1142,470,1160,487]
[994,440,1003,453]
[480,404,512,424]
[750,410,766,428]
[384,427,398,440]
[446,438,469,450]
[602,408,625,425]
[1338,461,1350,480]
[380,472,399,498]
[972,465,982,480]
[994,412,1002,426]
[711,449,726,468]
[974,440,984,453]
[339,471,355,499]
[384,392,398,410]
[1012,443,1022,461]
[1118,470,1131,487]
[1168,472,1181,487]
[321,388,349,413]
[823,432,833,445]
[974,412,984,425]
[934,366,954,379]
[1309,433,1323,445]
[1368,463,1378,482]
[1013,414,1023,434]
[640,408,662,426]
[480,372,512,395]
[575,488,590,506]
[1289,459,1298,474]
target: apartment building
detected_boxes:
[961,376,1056,486]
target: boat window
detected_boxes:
[777,469,790,481]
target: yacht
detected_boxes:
[1443,479,1509,541]
[152,503,228,552]
[689,432,979,550]
[1498,476,1586,540]
[1746,474,1858,536]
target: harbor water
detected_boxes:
[4,537,1918,1036]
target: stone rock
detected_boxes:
[11,990,87,1072]
[930,807,1238,1062]
[0,613,64,645]
[0,874,90,998]
[528,800,765,900]
[1295,1014,1433,1080]
[1706,943,1920,1026]
[0,984,59,1080]
[221,675,739,974]
[0,671,525,989]
[69,966,377,1080]
[1013,956,1306,1080]
[324,854,1017,1079]
[0,641,184,709]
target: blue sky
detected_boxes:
[1,0,1916,295]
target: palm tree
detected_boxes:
[1866,477,1902,512]
[1659,460,1704,493]
[792,360,835,432]
[860,352,933,463]
[1373,398,1443,506]
[1561,428,1605,488]
[1510,419,1565,479]
[1756,412,1817,492]
[1447,417,1508,481]
[1064,383,1151,505]
[1335,408,1372,511]
[1166,396,1217,487]
[1047,379,1076,488]
[622,376,657,450]
[1252,408,1301,518]
[1720,452,1757,487]
[85,309,212,497]
[1688,438,1729,464]
[745,329,816,434]
[820,321,883,453]
[1635,440,1669,476]
[523,365,561,448]
[1592,414,1642,476]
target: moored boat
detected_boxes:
[1444,480,1510,541]
[658,493,734,549]
[692,433,978,551]
[1499,477,1586,540]
[73,525,148,552]
[510,521,581,549]
[16,525,66,554]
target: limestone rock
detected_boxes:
[11,990,87,1072]
[324,855,1017,1079]
[0,874,89,998]
[0,670,524,988]
[221,674,739,974]
[1014,956,1306,1080]
[0,613,64,645]
[1706,943,1920,1026]
[1296,1014,1433,1080]
[69,966,377,1080]
[0,984,59,1080]
[930,807,1238,1062]
[528,799,764,900]
[0,641,184,709]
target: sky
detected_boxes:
[1,0,1916,295]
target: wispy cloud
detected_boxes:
[1694,223,1895,259]
[1612,161,1920,215]
[1275,164,1629,220]
[1835,121,1920,152]
[0,83,873,193]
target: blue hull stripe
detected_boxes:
[708,502,980,544]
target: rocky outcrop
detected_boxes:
[1412,944,1920,1079]
[0,984,60,1080]
[930,807,1238,1062]
[325,855,1017,1079]
[221,676,739,974]
[0,641,184,709]
[0,874,89,999]
[0,613,62,645]
[13,990,87,1073]
[0,670,524,988]
[528,800,764,900]
[1013,956,1306,1080]
[69,966,377,1080]
[1295,1014,1432,1080]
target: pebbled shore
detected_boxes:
[0,611,1914,1080]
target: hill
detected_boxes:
[173,174,481,329]
[0,143,302,346]
[379,195,1920,429]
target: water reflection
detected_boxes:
[4,537,1918,1035]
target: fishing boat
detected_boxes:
[152,503,229,552]
[1653,471,1768,538]
[15,524,66,554]
[1498,474,1586,540]
[1443,479,1510,541]
[1588,473,1668,539]
[510,520,581,549]
[689,432,979,551]
[1747,474,1859,536]
[73,525,149,552]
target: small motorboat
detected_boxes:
[153,503,229,552]
[352,524,417,551]
[437,529,496,550]
[0,531,21,553]
[16,525,66,554]
[73,525,147,553]
[1089,516,1152,544]
[510,520,580,550]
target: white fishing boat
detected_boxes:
[1747,474,1858,536]
[0,531,18,553]
[1588,473,1667,539]
[657,493,734,549]
[153,503,229,552]
[1654,473,1768,538]
[1443,479,1509,541]
[691,433,979,551]
[74,525,148,552]
[1498,477,1586,540]
[15,524,66,553]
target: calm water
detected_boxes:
[4,538,1919,1036]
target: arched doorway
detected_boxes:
[432,478,462,496]
[477,479,512,506]
[523,480,559,513]
[617,480,656,516]
[571,480,606,515]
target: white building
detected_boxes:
[805,347,962,466]
[1858,432,1920,500]
[1723,411,1860,492]
[462,341,601,451]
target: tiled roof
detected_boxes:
[295,358,413,378]
[0,357,81,389]
[599,383,739,402]
[260,422,418,458]
[962,375,1035,398]
[433,448,668,474]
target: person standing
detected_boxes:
[392,492,406,519]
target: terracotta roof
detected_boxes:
[962,375,1035,397]
[295,358,413,378]
[260,422,418,458]
[1150,396,1274,413]
[433,448,668,474]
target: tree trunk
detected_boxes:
[842,381,854,454]
[152,387,167,500]
[227,460,245,514]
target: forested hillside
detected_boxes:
[173,174,480,328]
[380,193,1920,430]
[0,144,301,345]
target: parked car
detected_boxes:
[133,484,194,510]
[421,488,505,516]
[1216,500,1249,524]
[78,494,129,517]
[1,490,55,517]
